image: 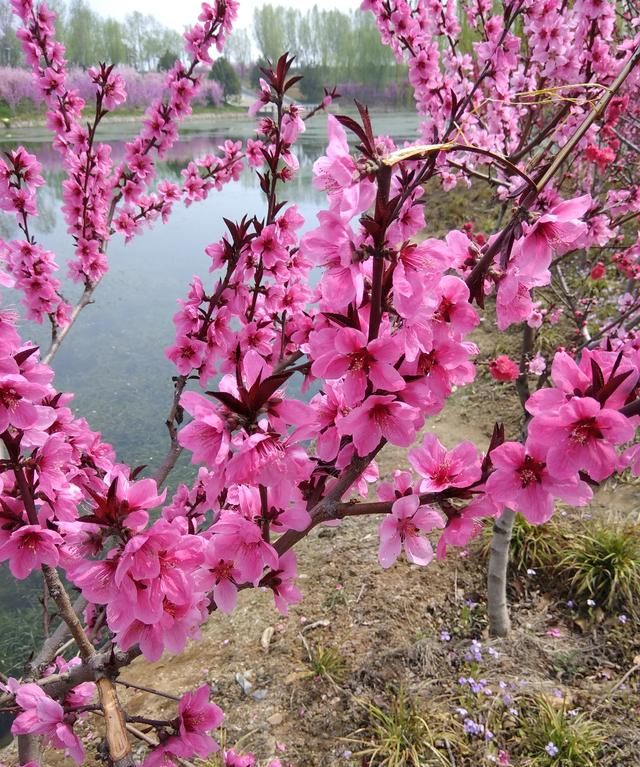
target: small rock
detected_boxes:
[301,619,330,633]
[252,688,268,701]
[267,712,284,726]
[261,626,275,651]
[234,672,253,695]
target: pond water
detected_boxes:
[0,111,421,684]
[1,110,421,483]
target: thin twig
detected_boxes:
[115,679,181,702]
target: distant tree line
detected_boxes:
[0,0,182,70]
[0,0,415,107]
[249,4,409,103]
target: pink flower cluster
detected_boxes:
[7,0,244,327]
[1,1,640,764]
[3,657,96,764]
[143,685,223,766]
[0,146,71,324]
[370,344,640,566]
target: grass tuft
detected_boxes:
[308,645,347,682]
[516,695,606,767]
[349,689,459,767]
[558,519,640,615]
[480,514,565,576]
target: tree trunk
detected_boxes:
[18,734,41,765]
[487,507,516,637]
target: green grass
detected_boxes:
[516,695,606,767]
[550,650,587,682]
[558,519,640,615]
[349,690,459,767]
[0,102,43,122]
[480,514,565,576]
[0,100,244,126]
[307,646,347,683]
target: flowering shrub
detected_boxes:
[0,65,224,115]
[1,0,640,765]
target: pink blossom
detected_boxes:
[212,513,278,584]
[495,250,548,330]
[197,539,241,613]
[409,434,481,492]
[166,336,208,375]
[620,443,640,476]
[313,114,375,220]
[245,138,265,167]
[143,685,223,766]
[436,496,500,559]
[0,372,48,432]
[224,749,257,767]
[377,470,415,502]
[176,684,223,757]
[309,384,350,462]
[528,397,634,481]
[224,429,313,488]
[248,78,271,116]
[0,525,63,579]
[486,441,592,524]
[12,683,84,763]
[251,224,287,269]
[337,395,418,456]
[263,550,303,615]
[310,327,405,405]
[178,391,230,466]
[433,275,479,336]
[301,211,364,308]
[525,351,590,415]
[378,495,444,568]
[522,195,591,264]
[527,353,547,376]
[585,144,616,172]
[489,355,520,382]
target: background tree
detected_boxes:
[252,4,404,94]
[253,4,286,64]
[0,0,22,66]
[62,0,97,69]
[100,17,128,66]
[297,65,329,102]
[224,27,252,76]
[249,57,269,88]
[157,48,178,72]
[208,56,240,98]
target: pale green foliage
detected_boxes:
[0,0,23,65]
[349,690,459,767]
[252,4,400,86]
[308,646,347,682]
[517,696,606,767]
[25,0,182,71]
[480,514,565,575]
[559,519,640,614]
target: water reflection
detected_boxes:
[1,112,420,479]
[0,112,422,684]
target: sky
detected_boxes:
[84,0,364,33]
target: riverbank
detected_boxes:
[0,100,414,144]
[0,104,251,144]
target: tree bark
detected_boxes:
[487,508,516,637]
[18,734,41,765]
